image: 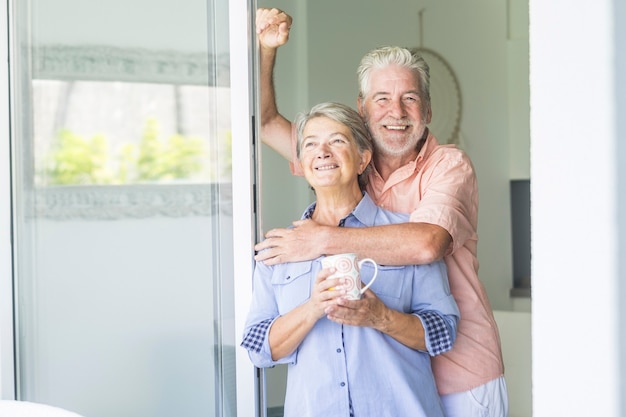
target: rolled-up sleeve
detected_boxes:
[241,260,298,368]
[418,311,458,356]
[412,260,459,356]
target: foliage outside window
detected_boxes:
[33,80,232,186]
[42,118,218,185]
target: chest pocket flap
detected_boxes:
[361,263,406,301]
[271,261,314,313]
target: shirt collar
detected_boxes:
[301,192,378,227]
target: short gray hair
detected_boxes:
[294,102,373,190]
[357,46,431,115]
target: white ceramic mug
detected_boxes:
[321,253,378,300]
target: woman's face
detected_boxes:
[298,116,370,191]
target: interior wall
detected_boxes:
[259,0,530,312]
[258,0,314,233]
[530,0,622,415]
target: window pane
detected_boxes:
[12,1,237,416]
[33,74,231,186]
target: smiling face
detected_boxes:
[358,64,431,161]
[298,116,371,193]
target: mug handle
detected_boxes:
[357,258,378,294]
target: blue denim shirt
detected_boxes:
[242,193,459,417]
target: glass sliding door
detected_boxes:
[5,0,257,416]
[0,0,14,401]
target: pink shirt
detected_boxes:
[366,133,504,394]
[290,132,504,394]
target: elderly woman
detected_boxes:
[241,102,459,417]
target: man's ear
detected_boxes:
[425,106,432,124]
[357,96,364,115]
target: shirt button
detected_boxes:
[340,382,346,387]
[336,348,342,353]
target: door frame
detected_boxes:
[229,0,260,416]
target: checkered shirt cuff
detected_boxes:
[241,318,273,353]
[421,311,453,356]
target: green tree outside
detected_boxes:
[43,118,211,185]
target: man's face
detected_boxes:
[358,65,431,160]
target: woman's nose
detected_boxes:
[316,143,331,158]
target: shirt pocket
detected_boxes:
[362,264,409,309]
[271,262,313,314]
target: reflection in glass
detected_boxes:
[33,80,232,186]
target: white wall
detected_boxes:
[260,0,531,312]
[494,311,531,417]
[258,0,314,234]
[530,0,622,415]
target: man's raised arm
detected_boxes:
[256,8,294,160]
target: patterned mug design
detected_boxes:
[321,253,378,300]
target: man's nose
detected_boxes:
[388,99,406,118]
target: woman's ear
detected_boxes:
[359,149,372,174]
